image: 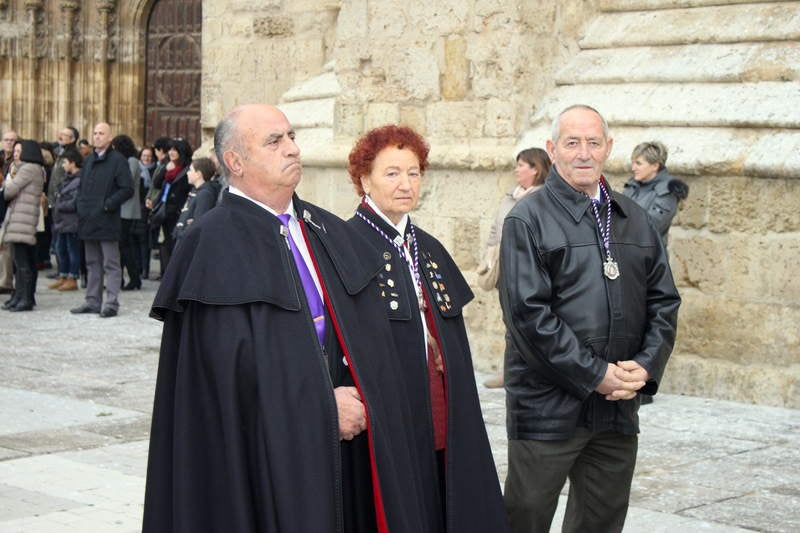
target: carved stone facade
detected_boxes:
[1,0,798,407]
[0,0,153,144]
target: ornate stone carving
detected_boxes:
[70,9,83,60]
[60,0,80,10]
[97,0,116,13]
[33,7,48,58]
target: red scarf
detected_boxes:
[164,164,184,184]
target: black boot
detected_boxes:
[9,268,34,312]
[2,291,20,310]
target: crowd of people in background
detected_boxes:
[0,124,227,315]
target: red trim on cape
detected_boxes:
[422,288,448,451]
[298,219,390,533]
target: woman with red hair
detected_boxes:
[346,125,510,532]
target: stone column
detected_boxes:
[96,0,116,121]
[57,1,81,131]
[23,0,43,137]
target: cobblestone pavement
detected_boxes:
[1,276,798,532]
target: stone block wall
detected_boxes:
[291,0,800,408]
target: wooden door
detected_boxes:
[145,0,202,149]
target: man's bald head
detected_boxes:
[92,122,113,152]
[213,104,301,211]
[214,104,287,178]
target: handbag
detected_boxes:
[476,243,501,291]
[148,201,167,229]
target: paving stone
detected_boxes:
[0,387,142,437]
[0,428,117,456]
[681,490,800,533]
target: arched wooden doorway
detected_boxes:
[145,0,202,149]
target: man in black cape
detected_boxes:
[143,104,436,532]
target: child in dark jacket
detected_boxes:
[49,149,82,291]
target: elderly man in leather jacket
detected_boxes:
[499,105,680,533]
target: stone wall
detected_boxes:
[271,0,800,408]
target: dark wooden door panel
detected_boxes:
[145,0,202,149]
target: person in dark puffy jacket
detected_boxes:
[49,149,82,292]
[623,141,689,251]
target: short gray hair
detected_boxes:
[213,110,244,178]
[550,104,609,142]
[631,141,668,169]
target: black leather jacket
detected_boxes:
[499,169,680,440]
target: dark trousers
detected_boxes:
[158,219,177,276]
[12,242,37,305]
[505,429,638,533]
[119,219,142,285]
[55,232,81,278]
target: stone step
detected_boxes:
[279,97,336,129]
[282,67,340,103]
[529,82,800,129]
[556,42,800,84]
[581,2,800,49]
[517,124,800,179]
[599,0,784,12]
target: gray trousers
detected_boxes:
[505,429,638,533]
[0,243,13,289]
[84,239,121,311]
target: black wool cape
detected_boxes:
[143,193,435,533]
[348,205,511,533]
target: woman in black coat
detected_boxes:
[153,138,192,273]
[346,125,510,533]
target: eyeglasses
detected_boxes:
[2,138,15,142]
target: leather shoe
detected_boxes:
[0,287,13,294]
[58,278,78,291]
[122,280,141,291]
[99,307,118,318]
[70,303,101,314]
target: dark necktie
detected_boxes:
[278,214,326,345]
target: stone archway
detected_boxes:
[144,0,201,148]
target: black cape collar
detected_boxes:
[545,166,629,224]
[356,201,412,243]
[230,192,383,296]
[152,192,382,318]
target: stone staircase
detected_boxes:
[518,0,800,178]
[278,61,342,166]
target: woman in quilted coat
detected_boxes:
[1,139,45,311]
